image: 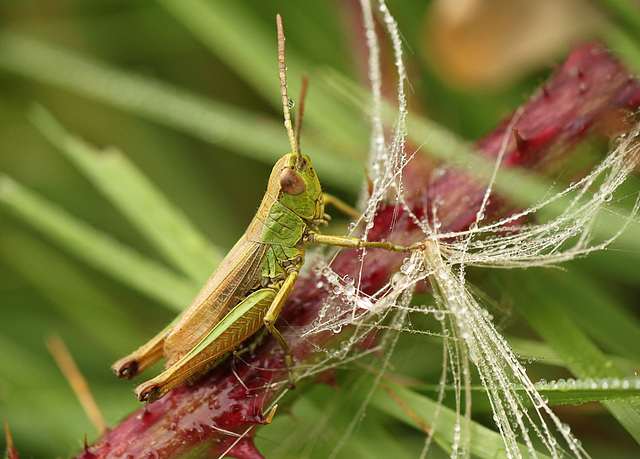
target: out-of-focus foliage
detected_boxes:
[1,1,639,457]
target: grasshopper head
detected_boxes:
[271,152,324,221]
[273,16,324,222]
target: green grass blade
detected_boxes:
[0,31,363,190]
[0,174,195,311]
[156,0,276,102]
[543,268,640,362]
[157,0,369,148]
[260,384,419,457]
[604,26,640,74]
[507,335,639,375]
[29,105,222,283]
[510,269,640,443]
[371,380,550,458]
[0,335,55,386]
[592,0,640,37]
[0,232,144,355]
[536,378,640,405]
[412,379,640,413]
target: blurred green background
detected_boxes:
[1,0,640,457]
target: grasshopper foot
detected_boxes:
[135,382,162,403]
[284,355,296,389]
[287,369,296,390]
[409,241,428,252]
[112,358,139,380]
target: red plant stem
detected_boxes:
[76,42,640,459]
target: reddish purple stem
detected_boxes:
[76,42,640,459]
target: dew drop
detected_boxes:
[534,394,549,408]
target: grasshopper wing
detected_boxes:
[163,235,268,366]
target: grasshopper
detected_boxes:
[112,14,422,403]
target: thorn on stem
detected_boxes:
[264,404,278,424]
[537,77,550,98]
[5,421,20,459]
[512,127,528,152]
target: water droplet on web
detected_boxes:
[434,310,445,321]
[534,394,549,408]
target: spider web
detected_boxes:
[286,1,640,458]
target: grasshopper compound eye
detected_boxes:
[280,168,306,195]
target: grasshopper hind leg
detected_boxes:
[111,321,174,379]
[135,353,231,403]
[134,288,280,402]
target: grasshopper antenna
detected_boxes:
[295,75,309,155]
[277,14,299,158]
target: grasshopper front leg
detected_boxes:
[307,231,425,253]
[263,268,299,388]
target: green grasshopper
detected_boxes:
[112,14,422,403]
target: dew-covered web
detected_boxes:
[288,1,640,458]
